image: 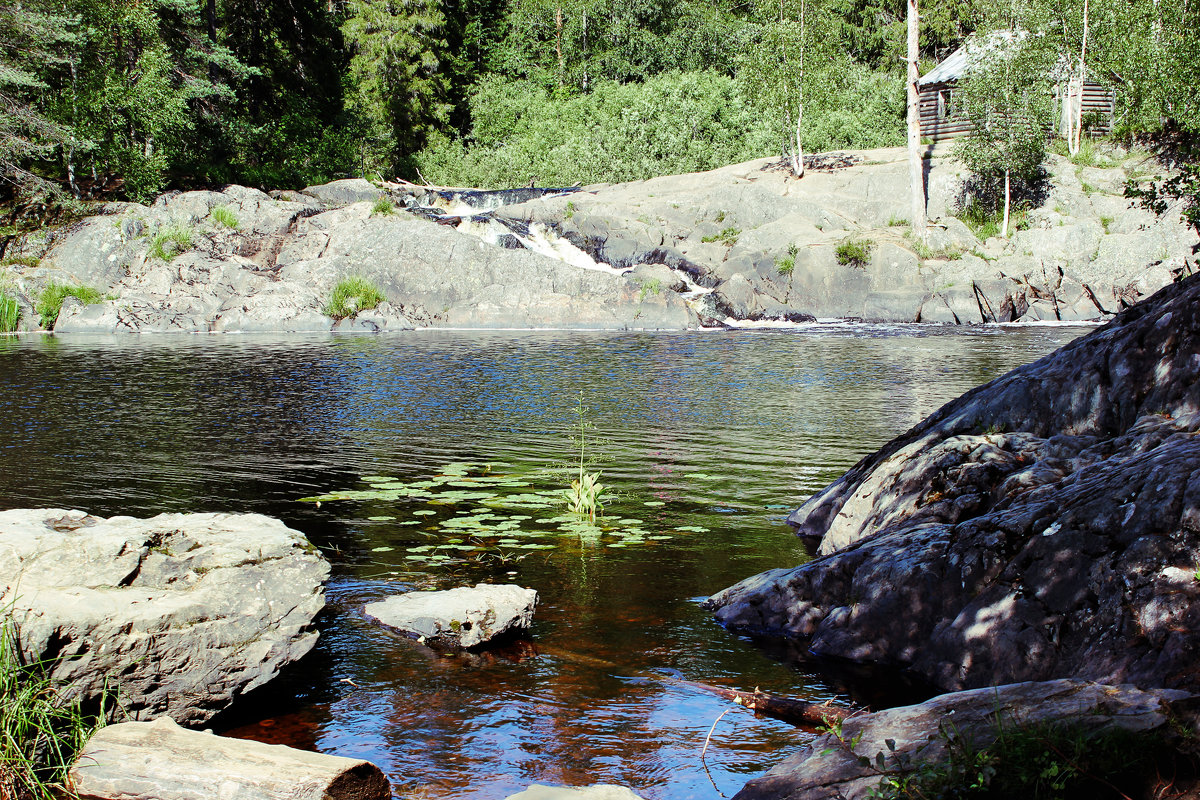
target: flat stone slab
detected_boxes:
[0,508,329,725]
[364,583,538,649]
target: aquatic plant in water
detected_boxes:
[564,392,605,521]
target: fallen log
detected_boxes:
[69,717,390,800]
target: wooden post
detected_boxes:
[69,717,391,800]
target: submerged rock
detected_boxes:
[706,276,1200,693]
[504,786,646,800]
[732,680,1189,800]
[364,583,538,649]
[0,509,329,725]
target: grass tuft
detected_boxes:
[835,238,873,268]
[701,227,741,246]
[371,196,396,216]
[0,293,19,333]
[325,276,386,319]
[37,283,104,330]
[210,205,239,229]
[147,225,193,261]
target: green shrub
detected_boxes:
[870,721,1173,800]
[0,614,103,800]
[637,277,663,301]
[325,276,386,319]
[777,243,799,275]
[836,238,873,268]
[371,196,395,216]
[147,225,194,261]
[0,293,19,333]
[210,205,240,229]
[37,283,104,329]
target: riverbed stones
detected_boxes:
[731,680,1190,800]
[706,276,1200,693]
[69,716,391,800]
[364,584,538,649]
[0,509,329,725]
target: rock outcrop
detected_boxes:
[731,680,1189,800]
[2,146,1192,332]
[0,509,329,724]
[364,584,538,649]
[706,275,1200,693]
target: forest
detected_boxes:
[2,0,1198,207]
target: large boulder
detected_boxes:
[732,680,1189,800]
[0,509,329,725]
[706,276,1200,693]
[364,584,538,649]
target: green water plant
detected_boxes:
[0,613,104,800]
[0,293,19,333]
[325,276,386,319]
[37,283,104,329]
[565,392,605,521]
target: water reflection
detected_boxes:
[0,326,1087,798]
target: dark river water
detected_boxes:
[0,325,1088,799]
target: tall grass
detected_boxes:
[0,615,102,800]
[0,293,19,333]
[325,276,386,319]
[36,283,104,330]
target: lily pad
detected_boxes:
[643,501,666,507]
[371,546,394,553]
[367,516,395,521]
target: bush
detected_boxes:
[371,196,395,216]
[148,225,194,261]
[325,276,386,319]
[0,614,103,800]
[37,283,104,329]
[836,238,873,268]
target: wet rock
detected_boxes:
[0,509,329,725]
[732,680,1189,800]
[364,584,538,649]
[707,276,1200,693]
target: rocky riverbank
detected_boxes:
[705,275,1200,796]
[2,146,1194,332]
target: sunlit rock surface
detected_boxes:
[707,276,1200,692]
[364,583,537,649]
[731,680,1189,800]
[0,509,328,724]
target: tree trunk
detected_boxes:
[907,0,926,243]
[681,680,853,728]
[1071,0,1089,154]
[555,5,564,87]
[793,0,806,178]
[1002,169,1011,238]
[68,717,390,800]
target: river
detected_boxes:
[0,324,1087,799]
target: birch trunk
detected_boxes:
[1002,169,1011,238]
[907,0,926,243]
[1071,0,1089,154]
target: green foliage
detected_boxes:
[415,71,777,188]
[0,613,103,800]
[147,225,194,262]
[1127,164,1200,237]
[636,277,662,300]
[371,196,396,216]
[564,391,605,521]
[836,238,873,268]
[702,226,741,246]
[869,721,1171,800]
[210,206,239,229]
[953,30,1054,225]
[36,282,103,329]
[325,276,385,319]
[0,292,19,332]
[1,255,39,268]
[776,242,800,274]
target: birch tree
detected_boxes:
[906,0,925,242]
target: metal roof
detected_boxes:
[919,30,1022,87]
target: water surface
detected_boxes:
[0,325,1088,798]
